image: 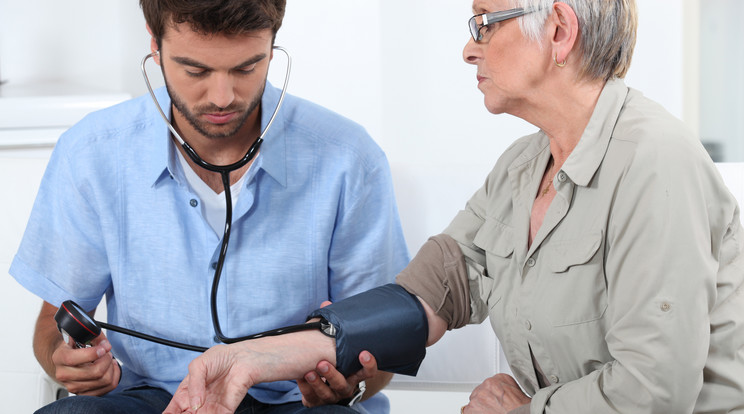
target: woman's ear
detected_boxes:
[549,2,579,66]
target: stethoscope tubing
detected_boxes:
[56,299,324,353]
[107,46,304,350]
[140,46,292,173]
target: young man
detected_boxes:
[10,1,408,413]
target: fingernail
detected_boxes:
[319,364,329,374]
[96,347,106,358]
[361,352,371,363]
[190,396,202,411]
[306,372,317,381]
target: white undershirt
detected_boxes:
[175,149,249,235]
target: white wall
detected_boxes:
[0,0,690,250]
[699,0,744,161]
[0,0,691,224]
[276,0,689,252]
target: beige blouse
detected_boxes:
[435,79,744,413]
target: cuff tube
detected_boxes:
[307,283,428,377]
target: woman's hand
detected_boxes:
[164,328,338,414]
[462,374,531,414]
[163,344,257,414]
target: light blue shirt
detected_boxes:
[10,83,409,409]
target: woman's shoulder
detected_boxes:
[611,88,705,169]
[614,89,696,149]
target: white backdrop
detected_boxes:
[0,0,688,252]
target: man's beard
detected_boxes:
[166,81,265,140]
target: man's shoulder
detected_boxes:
[56,93,157,154]
[281,94,371,142]
[280,93,384,160]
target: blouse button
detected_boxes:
[526,257,536,267]
[524,320,532,331]
[660,302,672,312]
[549,374,559,384]
[190,199,198,207]
[557,172,567,182]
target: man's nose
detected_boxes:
[208,74,236,109]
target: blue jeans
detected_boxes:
[36,386,367,414]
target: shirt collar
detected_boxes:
[144,87,176,187]
[559,78,629,186]
[147,82,288,188]
[256,82,287,188]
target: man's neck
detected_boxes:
[171,107,261,192]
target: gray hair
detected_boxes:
[511,0,638,81]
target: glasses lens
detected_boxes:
[468,16,481,41]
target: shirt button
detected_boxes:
[660,302,672,312]
[557,172,567,182]
[549,374,559,384]
[190,199,198,207]
[211,262,218,270]
[213,335,221,343]
[524,320,532,331]
[526,257,536,267]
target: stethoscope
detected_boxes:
[55,46,330,352]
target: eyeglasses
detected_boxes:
[468,7,537,42]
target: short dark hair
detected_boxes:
[140,0,286,47]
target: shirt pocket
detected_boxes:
[472,218,515,311]
[542,231,607,327]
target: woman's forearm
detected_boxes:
[229,328,338,385]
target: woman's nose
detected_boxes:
[463,37,481,65]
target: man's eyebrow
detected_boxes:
[170,53,268,71]
[232,53,268,70]
[171,56,210,69]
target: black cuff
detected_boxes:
[308,283,428,377]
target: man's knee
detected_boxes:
[35,388,170,414]
[35,395,114,414]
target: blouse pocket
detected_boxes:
[472,218,515,312]
[544,231,602,273]
[542,231,607,327]
[473,218,515,259]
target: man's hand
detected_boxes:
[52,333,121,396]
[298,350,378,407]
[462,374,531,414]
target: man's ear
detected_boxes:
[549,2,579,65]
[146,24,160,65]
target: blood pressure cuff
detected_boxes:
[307,283,428,377]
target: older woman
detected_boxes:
[165,1,744,413]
